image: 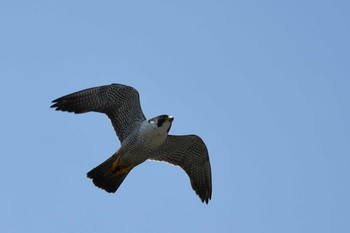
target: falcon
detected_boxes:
[51,83,212,203]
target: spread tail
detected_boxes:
[87,155,132,193]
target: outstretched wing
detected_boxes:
[149,135,212,204]
[51,83,146,142]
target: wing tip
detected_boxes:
[199,191,211,204]
[191,162,212,204]
[50,100,60,110]
[50,98,84,113]
[50,97,66,110]
[191,179,212,204]
[200,189,212,204]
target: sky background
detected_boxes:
[1,1,349,232]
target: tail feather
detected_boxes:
[87,156,132,193]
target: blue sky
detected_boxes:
[1,1,349,232]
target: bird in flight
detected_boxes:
[51,83,212,203]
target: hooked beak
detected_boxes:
[167,116,174,122]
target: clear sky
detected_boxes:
[1,1,349,232]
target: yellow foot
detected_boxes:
[110,156,132,176]
[110,156,121,171]
[113,165,133,176]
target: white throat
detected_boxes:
[139,121,169,148]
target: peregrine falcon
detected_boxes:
[51,83,212,204]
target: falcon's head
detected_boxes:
[148,115,174,133]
